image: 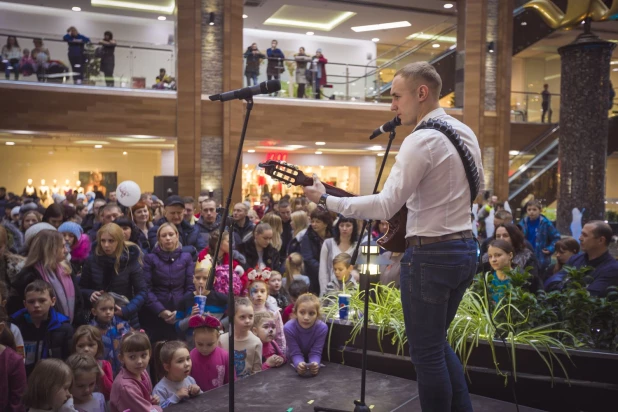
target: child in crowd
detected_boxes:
[90,293,130,376]
[58,222,91,276]
[219,297,262,379]
[189,314,231,392]
[152,341,202,408]
[23,358,76,412]
[284,293,328,377]
[110,331,162,412]
[247,268,286,353]
[65,354,107,412]
[283,253,310,288]
[268,270,290,311]
[282,280,309,324]
[72,325,113,400]
[520,200,561,270]
[324,253,358,295]
[0,280,24,357]
[11,280,73,375]
[19,48,35,77]
[253,311,286,370]
[0,306,27,412]
[487,239,515,303]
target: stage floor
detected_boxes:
[167,362,544,412]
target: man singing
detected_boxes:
[305,62,484,412]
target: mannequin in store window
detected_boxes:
[75,180,84,194]
[62,179,72,196]
[39,179,50,206]
[23,179,35,197]
[51,179,60,196]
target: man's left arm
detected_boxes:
[587,263,618,297]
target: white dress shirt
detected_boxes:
[326,107,484,238]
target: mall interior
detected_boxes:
[1,0,618,411]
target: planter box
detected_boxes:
[324,320,618,412]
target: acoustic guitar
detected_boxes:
[258,160,408,253]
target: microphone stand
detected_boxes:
[206,96,255,412]
[314,128,398,412]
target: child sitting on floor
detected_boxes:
[189,314,231,392]
[253,311,286,370]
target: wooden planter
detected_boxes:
[325,320,618,412]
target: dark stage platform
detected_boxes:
[167,362,544,412]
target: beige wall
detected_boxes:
[0,146,161,195]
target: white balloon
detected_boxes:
[116,180,141,207]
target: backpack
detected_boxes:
[213,264,243,296]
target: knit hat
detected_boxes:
[76,193,86,202]
[86,191,95,201]
[11,206,20,216]
[55,195,66,204]
[20,202,38,213]
[317,48,322,53]
[58,221,83,240]
[24,222,57,245]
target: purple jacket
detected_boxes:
[143,246,195,315]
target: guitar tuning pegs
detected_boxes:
[281,161,287,165]
[287,184,292,188]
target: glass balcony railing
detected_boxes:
[511,91,560,123]
[0,30,175,91]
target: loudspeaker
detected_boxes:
[153,176,178,200]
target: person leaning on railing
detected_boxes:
[98,31,116,88]
[294,47,312,98]
[63,26,90,85]
[243,42,265,86]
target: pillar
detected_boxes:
[557,31,615,233]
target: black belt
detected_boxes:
[406,230,474,248]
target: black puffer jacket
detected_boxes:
[301,226,328,295]
[79,244,147,329]
[148,217,206,261]
[237,236,281,272]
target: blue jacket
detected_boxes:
[63,33,90,58]
[520,215,561,269]
[194,215,222,246]
[12,307,73,375]
[544,251,618,297]
[148,217,206,261]
[79,244,147,329]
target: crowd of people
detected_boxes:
[0,183,617,411]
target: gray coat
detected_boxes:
[294,54,312,84]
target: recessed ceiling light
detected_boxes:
[377,152,385,157]
[521,21,527,26]
[432,43,440,48]
[406,33,456,43]
[613,68,618,72]
[509,150,520,156]
[352,21,411,33]
[372,38,380,42]
[242,14,248,19]
[248,149,255,153]
[306,31,314,36]
[72,6,81,11]
[264,8,356,31]
[315,142,326,145]
[158,16,166,20]
[91,0,175,13]
[315,151,323,155]
[123,151,128,155]
[94,145,103,149]
[5,142,15,146]
[368,145,383,151]
[444,3,454,9]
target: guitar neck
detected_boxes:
[319,182,357,198]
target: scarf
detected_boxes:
[36,262,75,323]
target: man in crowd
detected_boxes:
[278,200,293,259]
[140,192,153,209]
[81,198,107,233]
[195,198,220,245]
[479,209,513,256]
[149,195,205,261]
[108,191,117,203]
[184,196,196,226]
[88,203,123,241]
[232,202,254,246]
[545,221,618,296]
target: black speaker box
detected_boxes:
[153,176,178,200]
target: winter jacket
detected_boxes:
[281,219,293,260]
[266,47,285,76]
[69,234,91,276]
[311,55,328,86]
[88,221,102,243]
[237,236,281,272]
[0,250,25,305]
[148,217,206,261]
[11,307,73,376]
[2,222,23,254]
[232,217,255,246]
[545,251,618,296]
[520,215,561,269]
[110,368,162,412]
[243,47,266,76]
[287,228,307,257]
[62,33,90,58]
[79,244,146,329]
[301,226,328,295]
[195,215,222,246]
[8,265,85,327]
[81,214,96,233]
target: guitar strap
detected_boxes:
[414,118,481,207]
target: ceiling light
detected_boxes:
[406,33,456,43]
[72,6,81,11]
[521,21,528,26]
[157,16,166,20]
[372,38,380,42]
[123,151,128,155]
[444,3,454,9]
[91,0,175,13]
[351,21,411,33]
[377,152,385,157]
[611,61,618,65]
[209,12,215,26]
[264,8,356,31]
[248,149,255,153]
[368,145,383,151]
[315,142,326,145]
[509,150,520,156]
[432,43,440,48]
[306,31,314,36]
[242,14,248,19]
[94,145,103,149]
[5,142,15,146]
[315,151,323,155]
[613,68,618,72]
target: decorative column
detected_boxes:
[557,28,615,233]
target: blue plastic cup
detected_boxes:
[194,295,207,315]
[338,294,351,320]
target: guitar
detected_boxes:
[258,160,408,253]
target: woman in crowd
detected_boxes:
[259,193,274,218]
[9,230,84,325]
[0,225,25,301]
[58,221,91,277]
[294,47,312,98]
[80,223,147,329]
[98,31,116,87]
[287,210,309,256]
[261,213,283,253]
[543,237,580,282]
[238,222,280,271]
[31,38,50,81]
[115,217,150,252]
[301,209,333,295]
[42,203,64,228]
[63,26,90,84]
[318,217,358,296]
[132,201,153,240]
[141,223,194,342]
[292,197,308,212]
[2,36,21,80]
[243,42,265,86]
[311,48,328,99]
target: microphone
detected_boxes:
[369,116,401,139]
[208,80,281,102]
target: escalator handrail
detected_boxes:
[508,157,558,201]
[509,124,560,164]
[509,138,559,184]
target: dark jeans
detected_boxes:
[69,55,84,83]
[246,73,258,86]
[4,58,19,80]
[297,83,306,98]
[541,102,552,123]
[101,58,114,87]
[267,74,280,96]
[400,238,477,412]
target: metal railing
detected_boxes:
[511,90,561,123]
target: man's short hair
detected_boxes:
[394,62,442,99]
[102,203,122,214]
[495,210,513,222]
[525,200,542,209]
[279,200,290,209]
[587,220,614,247]
[25,279,55,299]
[201,198,216,208]
[234,202,249,212]
[183,196,195,205]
